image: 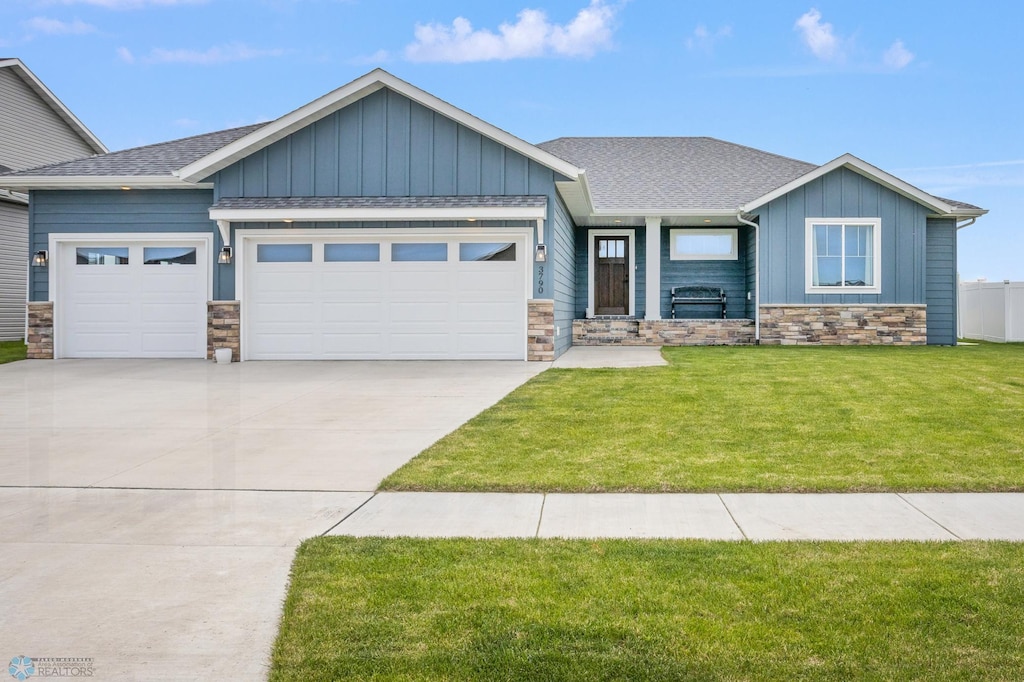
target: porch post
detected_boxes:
[645,216,662,320]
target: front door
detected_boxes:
[594,236,629,315]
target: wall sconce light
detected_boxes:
[535,243,547,262]
[31,250,48,267]
[218,246,233,264]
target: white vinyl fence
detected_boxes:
[959,280,1024,342]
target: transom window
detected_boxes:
[257,243,313,263]
[392,243,447,262]
[144,247,196,265]
[460,242,516,262]
[325,243,380,262]
[805,219,881,293]
[670,229,738,260]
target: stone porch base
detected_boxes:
[573,318,756,346]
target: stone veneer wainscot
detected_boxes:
[759,305,927,345]
[527,299,555,361]
[207,301,240,361]
[574,318,755,346]
[26,301,54,359]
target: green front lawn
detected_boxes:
[383,344,1024,492]
[0,340,27,364]
[271,537,1024,681]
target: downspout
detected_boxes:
[956,217,976,230]
[735,212,760,344]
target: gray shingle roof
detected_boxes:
[0,124,265,178]
[212,195,547,210]
[537,136,817,212]
[934,195,983,211]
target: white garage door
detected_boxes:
[58,240,209,358]
[244,234,527,360]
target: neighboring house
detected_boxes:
[0,58,106,340]
[0,69,984,361]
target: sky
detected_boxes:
[1,0,1021,281]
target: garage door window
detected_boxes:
[77,247,129,265]
[143,247,197,265]
[392,243,447,262]
[460,242,516,262]
[324,243,380,262]
[257,243,313,262]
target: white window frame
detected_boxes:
[804,218,882,294]
[669,228,738,261]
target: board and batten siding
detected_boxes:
[756,166,929,305]
[28,190,218,301]
[573,225,646,319]
[0,68,96,172]
[0,201,28,339]
[925,218,957,345]
[212,87,566,299]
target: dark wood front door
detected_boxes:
[594,236,629,315]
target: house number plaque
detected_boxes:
[537,265,545,294]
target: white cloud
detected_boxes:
[173,117,200,128]
[349,49,391,65]
[116,46,135,63]
[895,160,1024,195]
[52,0,205,8]
[404,0,618,63]
[794,7,840,61]
[143,43,285,65]
[685,23,732,52]
[883,40,914,70]
[23,16,97,35]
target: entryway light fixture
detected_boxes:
[218,246,233,264]
[535,243,547,262]
[31,250,48,267]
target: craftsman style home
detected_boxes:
[0,69,984,361]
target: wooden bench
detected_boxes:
[669,286,727,319]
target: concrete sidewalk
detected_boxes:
[329,492,1024,541]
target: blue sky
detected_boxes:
[2,0,1021,280]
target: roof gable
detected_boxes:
[741,153,985,217]
[177,68,582,184]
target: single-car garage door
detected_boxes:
[57,239,209,358]
[243,233,527,360]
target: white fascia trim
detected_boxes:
[209,205,547,223]
[0,59,107,154]
[741,153,954,215]
[591,209,738,218]
[0,189,29,205]
[587,228,636,318]
[0,176,206,190]
[177,68,584,184]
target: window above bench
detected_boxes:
[669,228,738,261]
[804,218,882,294]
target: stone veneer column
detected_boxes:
[527,299,555,361]
[207,301,241,361]
[26,302,54,359]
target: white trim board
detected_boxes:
[803,218,882,295]
[210,205,547,223]
[587,228,636,318]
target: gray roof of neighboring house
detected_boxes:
[537,136,818,212]
[212,195,547,210]
[0,123,264,178]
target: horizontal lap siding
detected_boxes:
[757,167,928,305]
[661,228,748,319]
[0,202,28,339]
[28,190,217,301]
[926,218,957,345]
[0,69,96,171]
[552,196,575,357]
[214,87,563,299]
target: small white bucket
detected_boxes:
[214,348,233,364]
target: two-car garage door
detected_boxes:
[243,234,527,360]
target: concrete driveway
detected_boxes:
[0,359,544,681]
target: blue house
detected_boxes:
[0,69,985,361]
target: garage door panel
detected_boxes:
[322,302,384,322]
[66,302,133,324]
[141,332,202,354]
[66,331,132,354]
[71,273,133,294]
[140,302,200,323]
[245,235,525,360]
[457,270,519,293]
